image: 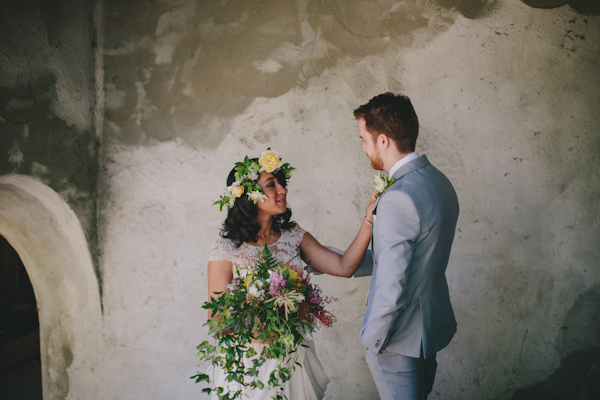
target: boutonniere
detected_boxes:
[373,173,395,196]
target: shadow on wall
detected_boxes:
[522,0,600,15]
[103,0,502,149]
[509,284,600,399]
[102,0,599,149]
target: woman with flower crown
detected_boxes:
[207,148,376,400]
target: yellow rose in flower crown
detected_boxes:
[258,149,281,173]
[228,185,244,198]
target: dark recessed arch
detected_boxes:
[0,175,103,400]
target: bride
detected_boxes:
[207,148,376,399]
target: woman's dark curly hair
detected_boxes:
[220,159,296,247]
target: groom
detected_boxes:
[353,93,459,399]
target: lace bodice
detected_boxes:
[209,225,306,271]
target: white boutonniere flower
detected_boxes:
[373,173,396,196]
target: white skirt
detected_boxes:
[207,339,329,400]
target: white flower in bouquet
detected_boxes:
[247,285,264,300]
[236,268,249,279]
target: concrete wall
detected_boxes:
[1,0,600,399]
[0,0,100,271]
[100,1,600,399]
[0,1,103,399]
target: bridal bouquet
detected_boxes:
[192,245,336,400]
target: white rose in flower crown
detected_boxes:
[245,169,259,181]
[248,190,268,204]
[227,184,244,198]
[258,149,281,173]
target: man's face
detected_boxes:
[359,118,384,171]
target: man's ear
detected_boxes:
[378,133,390,149]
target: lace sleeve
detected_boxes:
[288,224,306,247]
[209,238,234,262]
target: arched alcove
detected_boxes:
[0,175,103,400]
[0,234,42,398]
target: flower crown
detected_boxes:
[214,148,295,211]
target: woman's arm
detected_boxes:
[207,260,233,319]
[300,189,377,278]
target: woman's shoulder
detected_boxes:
[209,237,236,262]
[282,224,306,243]
[212,236,234,248]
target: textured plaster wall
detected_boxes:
[0,0,100,268]
[0,1,102,399]
[99,1,600,399]
[1,0,599,399]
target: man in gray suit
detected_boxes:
[353,93,459,399]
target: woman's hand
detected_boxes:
[364,188,378,226]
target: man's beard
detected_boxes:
[369,150,384,171]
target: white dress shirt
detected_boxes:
[388,152,419,177]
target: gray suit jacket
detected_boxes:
[356,155,459,359]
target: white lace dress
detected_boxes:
[207,225,330,400]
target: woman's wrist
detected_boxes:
[364,217,372,227]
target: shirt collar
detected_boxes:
[388,152,419,178]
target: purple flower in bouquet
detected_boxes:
[310,293,323,305]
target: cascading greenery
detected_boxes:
[192,245,335,400]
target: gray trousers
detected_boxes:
[365,349,437,400]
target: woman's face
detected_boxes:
[256,171,287,215]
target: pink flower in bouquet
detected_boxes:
[269,270,286,296]
[227,280,240,291]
